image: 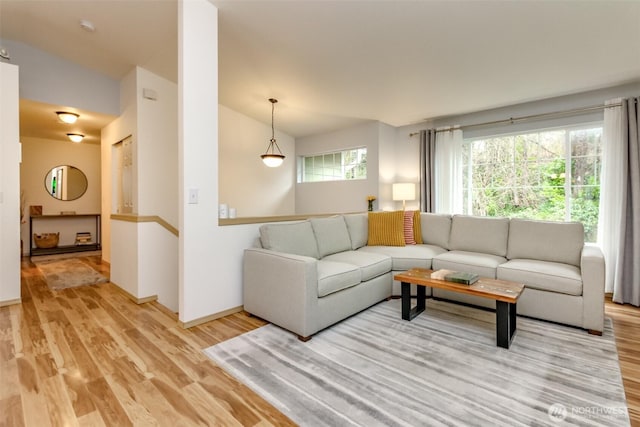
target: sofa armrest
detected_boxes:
[243,248,319,337]
[580,243,605,332]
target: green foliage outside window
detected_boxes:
[463,127,602,242]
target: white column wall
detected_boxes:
[0,62,21,303]
[180,0,235,323]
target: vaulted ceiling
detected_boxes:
[2,0,639,139]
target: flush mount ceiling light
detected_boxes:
[67,133,84,143]
[79,19,96,32]
[57,111,79,124]
[261,98,285,168]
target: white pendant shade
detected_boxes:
[261,154,285,167]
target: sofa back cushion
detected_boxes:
[259,221,319,259]
[310,216,352,258]
[507,218,584,267]
[449,215,510,257]
[420,213,452,249]
[344,213,368,249]
[368,211,405,246]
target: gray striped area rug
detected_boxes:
[204,299,629,426]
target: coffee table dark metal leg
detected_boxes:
[496,301,517,348]
[401,282,426,321]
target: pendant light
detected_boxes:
[261,98,285,167]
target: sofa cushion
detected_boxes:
[317,260,362,297]
[359,244,447,270]
[449,215,509,257]
[310,216,352,258]
[344,213,368,250]
[420,213,451,249]
[368,211,405,246]
[432,250,507,279]
[323,250,392,281]
[260,221,319,259]
[497,259,582,296]
[507,218,584,267]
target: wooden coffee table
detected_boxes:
[393,268,525,349]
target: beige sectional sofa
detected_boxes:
[243,213,605,341]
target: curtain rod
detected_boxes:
[409,102,624,137]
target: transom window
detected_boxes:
[462,125,602,242]
[299,147,367,183]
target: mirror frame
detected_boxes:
[44,165,88,201]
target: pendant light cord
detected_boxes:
[271,100,275,141]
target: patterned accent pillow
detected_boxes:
[403,211,416,245]
[413,210,423,244]
[367,211,406,246]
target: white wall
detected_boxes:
[109,220,138,296]
[101,71,137,263]
[219,104,295,217]
[0,62,21,304]
[295,121,380,214]
[0,39,119,116]
[138,222,178,311]
[136,67,178,225]
[20,137,101,253]
[421,81,640,139]
[102,66,179,312]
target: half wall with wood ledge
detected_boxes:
[110,214,179,313]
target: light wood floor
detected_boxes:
[2,256,640,426]
[1,257,295,426]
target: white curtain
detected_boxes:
[434,128,463,214]
[598,96,640,305]
[598,99,624,294]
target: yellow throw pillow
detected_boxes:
[368,211,405,246]
[413,210,423,244]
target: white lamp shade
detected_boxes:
[392,183,416,201]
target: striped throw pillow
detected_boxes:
[404,210,416,245]
[367,211,405,246]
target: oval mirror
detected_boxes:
[44,165,88,201]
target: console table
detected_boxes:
[30,214,101,256]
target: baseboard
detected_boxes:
[111,281,158,304]
[0,298,21,307]
[179,305,244,329]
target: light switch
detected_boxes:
[188,188,198,204]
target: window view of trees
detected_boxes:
[300,147,367,182]
[462,126,602,242]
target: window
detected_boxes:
[299,147,367,182]
[462,125,602,242]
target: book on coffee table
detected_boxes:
[444,271,479,285]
